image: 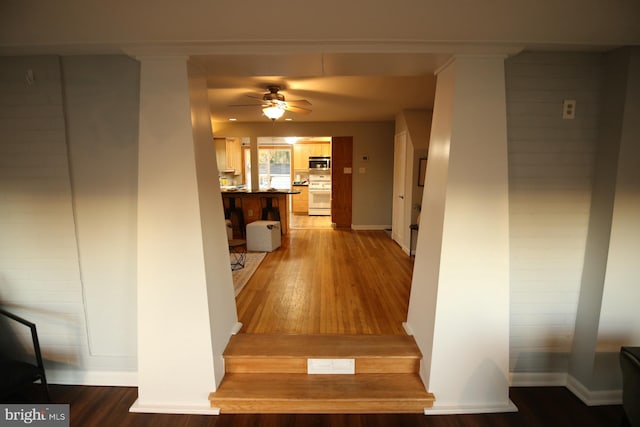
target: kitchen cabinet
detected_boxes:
[291,185,309,213]
[214,137,243,175]
[293,144,307,171]
[214,137,227,173]
[226,137,242,175]
[293,143,330,170]
[213,138,242,175]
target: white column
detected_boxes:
[595,48,640,362]
[407,55,514,414]
[568,47,640,404]
[131,56,237,414]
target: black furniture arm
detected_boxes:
[620,346,640,427]
[0,308,50,402]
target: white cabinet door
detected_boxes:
[392,132,407,247]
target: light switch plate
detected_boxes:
[307,358,355,374]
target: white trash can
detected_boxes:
[246,220,281,252]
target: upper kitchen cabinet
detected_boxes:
[293,142,331,170]
[307,143,330,158]
[293,144,307,170]
[214,137,243,175]
[226,137,242,175]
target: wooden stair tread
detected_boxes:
[224,334,422,358]
[210,373,434,414]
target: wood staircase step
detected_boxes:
[223,334,422,374]
[209,373,435,414]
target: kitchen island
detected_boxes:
[221,189,300,236]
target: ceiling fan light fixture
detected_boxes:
[263,105,285,121]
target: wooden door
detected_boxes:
[331,136,353,228]
[392,132,407,245]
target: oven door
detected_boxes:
[308,189,331,215]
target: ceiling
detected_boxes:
[192,53,448,124]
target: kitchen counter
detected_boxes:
[222,189,300,194]
[221,190,298,236]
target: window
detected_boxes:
[244,147,292,190]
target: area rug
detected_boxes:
[231,252,266,297]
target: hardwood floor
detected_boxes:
[289,212,333,229]
[235,227,413,334]
[8,384,625,426]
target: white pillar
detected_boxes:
[568,47,640,404]
[407,55,515,414]
[131,56,237,414]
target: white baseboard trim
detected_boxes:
[510,372,568,387]
[48,369,138,387]
[566,375,622,406]
[230,321,243,335]
[402,322,415,336]
[351,224,391,231]
[510,372,623,406]
[129,399,220,415]
[425,400,518,415]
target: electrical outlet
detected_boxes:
[247,209,253,217]
[563,99,576,119]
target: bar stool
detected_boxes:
[260,196,281,222]
[224,197,245,238]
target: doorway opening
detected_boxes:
[218,135,413,335]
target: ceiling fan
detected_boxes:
[230,85,312,121]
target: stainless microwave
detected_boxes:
[309,156,330,170]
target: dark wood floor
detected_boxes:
[6,384,626,426]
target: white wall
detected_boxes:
[213,121,395,229]
[0,55,138,384]
[506,52,603,375]
[507,49,640,404]
[61,56,139,359]
[0,55,87,374]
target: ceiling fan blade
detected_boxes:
[229,103,264,107]
[285,105,312,114]
[285,99,312,107]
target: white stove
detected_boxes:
[308,172,331,216]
